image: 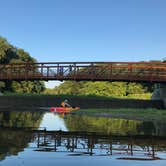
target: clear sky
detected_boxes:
[0,0,166,88]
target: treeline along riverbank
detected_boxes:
[0,95,164,109]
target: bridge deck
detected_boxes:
[0,62,166,82]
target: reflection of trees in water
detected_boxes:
[136,121,156,135]
[0,130,33,160]
[152,121,166,136]
[0,111,44,128]
[65,115,142,135]
[65,115,165,136]
[0,111,44,160]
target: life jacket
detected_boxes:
[61,101,65,107]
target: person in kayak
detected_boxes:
[61,99,71,108]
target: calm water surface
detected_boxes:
[0,110,166,166]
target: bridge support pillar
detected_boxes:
[151,83,166,108]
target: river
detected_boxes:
[0,110,166,166]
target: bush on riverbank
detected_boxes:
[43,81,153,100]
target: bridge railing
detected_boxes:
[0,62,166,82]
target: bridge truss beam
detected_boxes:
[0,62,166,83]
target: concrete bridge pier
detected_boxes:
[151,83,166,108]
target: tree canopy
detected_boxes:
[44,81,153,99]
[0,37,45,93]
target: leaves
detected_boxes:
[0,36,45,93]
[45,81,152,99]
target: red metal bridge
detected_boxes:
[0,62,166,83]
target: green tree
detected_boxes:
[49,80,151,99]
[53,81,83,95]
[0,36,45,93]
[126,83,145,95]
[79,81,127,97]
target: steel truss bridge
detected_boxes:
[0,62,166,82]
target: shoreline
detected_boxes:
[72,108,166,121]
[0,95,163,109]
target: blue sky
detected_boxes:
[0,0,166,87]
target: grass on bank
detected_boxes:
[3,93,118,100]
[75,108,166,121]
[3,92,151,101]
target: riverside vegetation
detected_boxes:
[44,81,153,100]
[0,37,45,94]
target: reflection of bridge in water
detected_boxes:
[0,62,166,82]
[30,129,165,160]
